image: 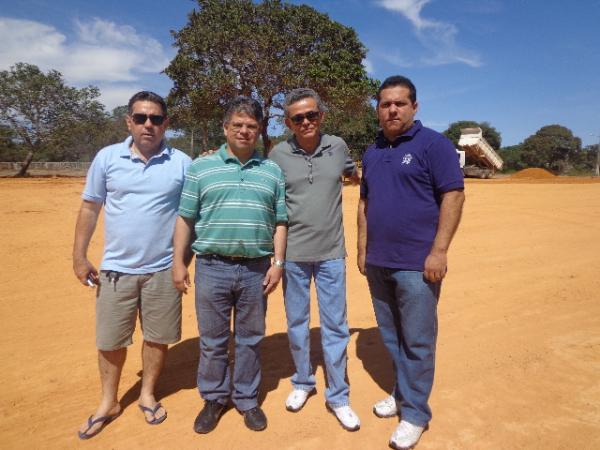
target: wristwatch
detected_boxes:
[272,259,285,268]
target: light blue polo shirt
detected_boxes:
[83,136,192,274]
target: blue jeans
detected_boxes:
[282,258,350,407]
[366,265,441,426]
[194,255,271,412]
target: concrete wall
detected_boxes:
[0,162,92,170]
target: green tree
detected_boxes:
[497,144,526,172]
[0,124,23,162]
[165,0,375,153]
[168,95,224,156]
[0,63,106,175]
[40,105,128,162]
[322,103,379,161]
[521,125,581,174]
[444,120,502,150]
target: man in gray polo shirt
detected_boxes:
[269,88,361,431]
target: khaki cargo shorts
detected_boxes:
[95,268,182,351]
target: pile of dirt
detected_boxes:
[511,168,556,179]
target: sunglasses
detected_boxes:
[131,113,166,126]
[290,110,320,125]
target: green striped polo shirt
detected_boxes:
[178,144,287,258]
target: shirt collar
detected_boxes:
[119,136,172,160]
[289,134,332,156]
[376,120,422,148]
[218,144,263,165]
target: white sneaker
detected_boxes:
[285,389,310,412]
[373,395,398,418]
[389,420,426,449]
[330,405,360,431]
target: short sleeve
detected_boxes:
[427,136,464,194]
[178,164,202,219]
[82,150,107,203]
[274,169,288,223]
[341,141,356,177]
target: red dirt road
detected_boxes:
[1,177,599,449]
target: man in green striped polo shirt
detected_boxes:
[172,97,287,434]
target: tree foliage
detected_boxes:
[321,103,379,161]
[165,0,375,153]
[521,124,581,174]
[0,63,107,175]
[444,120,502,150]
[497,144,527,172]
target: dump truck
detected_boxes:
[457,127,503,178]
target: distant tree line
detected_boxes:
[1,0,597,176]
[443,120,598,175]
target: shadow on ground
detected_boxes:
[118,326,393,410]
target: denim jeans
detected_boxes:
[366,264,441,426]
[194,255,271,412]
[282,258,350,407]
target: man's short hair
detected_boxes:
[223,96,263,125]
[283,88,328,116]
[376,76,417,104]
[127,91,168,116]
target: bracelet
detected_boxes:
[272,259,285,268]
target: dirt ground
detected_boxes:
[1,176,599,449]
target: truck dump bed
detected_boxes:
[458,127,503,171]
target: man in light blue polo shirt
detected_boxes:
[73,91,191,440]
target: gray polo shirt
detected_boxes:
[269,134,356,261]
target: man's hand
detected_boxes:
[263,265,283,295]
[348,168,360,185]
[423,251,447,283]
[172,261,190,294]
[73,200,102,287]
[73,256,98,286]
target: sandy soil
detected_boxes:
[1,176,599,449]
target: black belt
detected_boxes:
[205,254,268,262]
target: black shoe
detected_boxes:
[243,406,267,431]
[193,400,225,434]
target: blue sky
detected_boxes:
[1,0,599,147]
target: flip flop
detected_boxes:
[138,402,167,425]
[78,412,121,440]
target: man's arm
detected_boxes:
[357,197,368,276]
[263,223,287,295]
[347,167,360,185]
[424,189,465,283]
[72,200,102,285]
[172,216,195,294]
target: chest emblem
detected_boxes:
[402,153,413,165]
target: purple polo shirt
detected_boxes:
[360,120,464,271]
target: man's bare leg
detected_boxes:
[138,340,168,422]
[79,348,126,435]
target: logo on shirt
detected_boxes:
[402,153,413,165]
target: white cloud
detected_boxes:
[97,84,144,111]
[421,120,449,130]
[375,0,482,67]
[0,17,171,102]
[0,18,67,71]
[378,52,414,68]
[363,58,374,74]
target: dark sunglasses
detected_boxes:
[290,110,320,125]
[131,113,166,126]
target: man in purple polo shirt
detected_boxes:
[357,75,464,449]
